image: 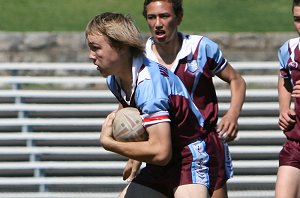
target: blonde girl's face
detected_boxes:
[87,33,122,77]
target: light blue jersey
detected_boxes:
[107,56,205,148]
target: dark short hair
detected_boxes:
[293,0,300,10]
[142,0,183,19]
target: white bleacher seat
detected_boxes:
[0,76,106,84]
[214,75,277,85]
[0,192,119,198]
[231,61,278,70]
[0,90,114,99]
[0,62,282,198]
[233,130,285,145]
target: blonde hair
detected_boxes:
[85,12,145,56]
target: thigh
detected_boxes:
[119,182,168,198]
[174,184,210,198]
[275,166,300,198]
[211,184,228,198]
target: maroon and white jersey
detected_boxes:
[145,33,233,189]
[146,33,228,131]
[278,37,300,141]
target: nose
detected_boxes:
[88,50,96,60]
[155,17,162,29]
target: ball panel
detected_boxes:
[112,107,148,142]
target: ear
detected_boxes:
[118,45,132,58]
[177,14,183,25]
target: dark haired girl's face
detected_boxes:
[294,6,300,35]
[145,1,180,44]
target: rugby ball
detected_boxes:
[112,107,148,142]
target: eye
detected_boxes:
[147,15,156,20]
[88,44,100,52]
[160,14,169,19]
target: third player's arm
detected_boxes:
[278,75,296,131]
[216,63,246,142]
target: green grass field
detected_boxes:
[0,0,294,32]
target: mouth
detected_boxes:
[155,30,166,39]
[92,61,100,71]
[96,65,105,76]
[93,63,101,72]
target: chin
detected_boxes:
[97,70,106,77]
[155,37,167,43]
[101,73,109,78]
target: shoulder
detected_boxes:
[136,58,166,85]
[184,34,221,52]
[180,33,220,55]
[278,37,300,70]
[182,33,203,41]
[279,37,300,51]
[289,37,300,45]
[278,37,300,59]
[183,33,217,45]
[194,35,223,57]
[181,33,206,46]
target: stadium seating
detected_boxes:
[0,62,283,198]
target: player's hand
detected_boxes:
[217,113,238,142]
[278,109,296,131]
[99,111,116,148]
[123,159,142,182]
[292,80,300,98]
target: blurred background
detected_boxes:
[0,1,295,198]
[0,0,294,32]
[0,0,296,62]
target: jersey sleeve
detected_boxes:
[134,68,171,127]
[198,37,228,76]
[278,40,291,79]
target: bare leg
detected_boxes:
[174,184,210,198]
[211,184,228,198]
[119,182,168,198]
[275,166,300,198]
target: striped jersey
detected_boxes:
[146,33,228,130]
[106,56,205,148]
[278,37,300,141]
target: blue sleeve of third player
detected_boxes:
[278,40,290,78]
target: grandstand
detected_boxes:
[0,62,283,198]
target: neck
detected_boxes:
[116,55,133,100]
[117,54,133,83]
[152,34,182,68]
[119,75,133,101]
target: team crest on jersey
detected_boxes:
[288,61,298,70]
